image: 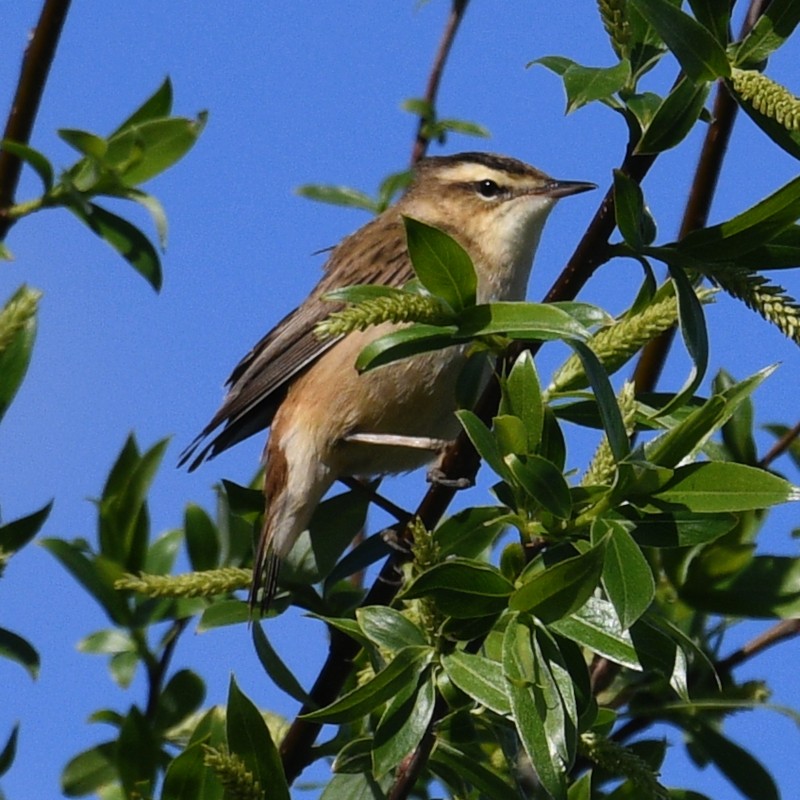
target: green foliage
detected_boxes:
[4,4,800,800]
[1,79,204,290]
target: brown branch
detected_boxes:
[717,618,800,673]
[759,420,800,469]
[632,2,768,394]
[279,129,659,796]
[0,0,72,238]
[409,0,471,166]
[281,0,780,788]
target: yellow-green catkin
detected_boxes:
[580,732,668,799]
[548,289,714,395]
[582,380,636,487]
[714,269,800,345]
[731,68,800,131]
[202,746,263,800]
[315,293,452,339]
[0,286,41,355]
[597,0,631,59]
[115,567,251,598]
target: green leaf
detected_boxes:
[628,0,731,81]
[252,622,312,705]
[301,646,433,723]
[67,202,162,291]
[510,539,607,621]
[613,169,655,249]
[660,261,708,415]
[734,0,800,66]
[98,437,168,573]
[127,189,169,250]
[682,555,800,617]
[403,216,477,311]
[221,478,263,517]
[296,183,379,213]
[0,500,52,556]
[714,369,758,464]
[197,599,249,630]
[503,350,545,453]
[688,0,731,44]
[41,538,130,624]
[494,414,530,456]
[645,395,727,468]
[506,454,573,518]
[0,627,40,679]
[629,619,689,699]
[78,628,135,655]
[356,606,427,652]
[593,519,655,629]
[144,528,183,576]
[59,128,108,159]
[456,409,513,482]
[550,597,642,670]
[503,615,566,799]
[372,674,435,777]
[154,669,205,732]
[630,510,738,547]
[0,140,53,190]
[688,722,778,800]
[567,340,629,463]
[184,504,220,571]
[635,78,710,156]
[441,651,511,715]
[431,740,517,799]
[226,676,289,800]
[0,724,18,778]
[117,706,161,793]
[0,285,41,422]
[161,742,223,800]
[648,462,799,512]
[402,559,514,619]
[320,773,390,799]
[457,302,591,341]
[677,175,800,260]
[354,322,457,371]
[562,61,632,113]
[61,742,118,796]
[433,505,509,558]
[106,115,206,187]
[112,78,174,135]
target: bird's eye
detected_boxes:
[476,179,502,199]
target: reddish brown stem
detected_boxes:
[632,1,768,393]
[0,0,72,237]
[409,0,470,166]
[759,420,800,469]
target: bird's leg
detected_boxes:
[343,432,451,451]
[426,467,473,490]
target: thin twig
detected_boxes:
[759,420,800,469]
[145,617,191,719]
[632,2,767,393]
[409,0,470,166]
[717,618,800,672]
[0,0,72,237]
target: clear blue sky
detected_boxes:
[0,3,798,798]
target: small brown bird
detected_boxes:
[182,152,593,613]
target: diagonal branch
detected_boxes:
[410,0,471,166]
[632,0,769,393]
[0,0,72,238]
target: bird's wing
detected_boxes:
[180,213,413,469]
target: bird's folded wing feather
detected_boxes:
[180,213,413,469]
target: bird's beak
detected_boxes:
[544,179,597,199]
